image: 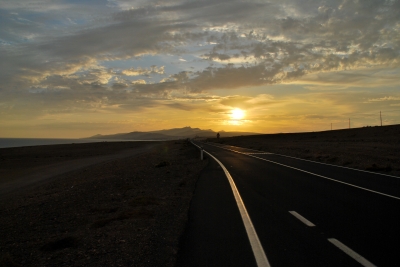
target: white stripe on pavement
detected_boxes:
[204,150,271,267]
[203,142,400,200]
[289,211,316,227]
[248,154,400,201]
[328,238,376,267]
[205,142,400,178]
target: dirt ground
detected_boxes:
[208,124,400,177]
[0,141,207,267]
[2,125,399,266]
[0,142,157,185]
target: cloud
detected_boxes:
[111,82,129,90]
[218,94,276,111]
[367,96,400,102]
[163,102,194,111]
[3,0,400,94]
[297,68,400,89]
[122,65,165,76]
[1,0,400,135]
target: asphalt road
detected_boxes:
[178,141,400,267]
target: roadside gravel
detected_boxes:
[0,140,207,267]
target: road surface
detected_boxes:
[178,141,400,267]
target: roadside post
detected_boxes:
[190,139,204,160]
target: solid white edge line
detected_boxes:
[191,141,271,266]
[248,154,400,201]
[272,152,400,179]
[203,150,271,267]
[204,142,400,179]
[328,238,376,267]
[204,150,271,267]
[201,142,400,200]
[289,211,315,227]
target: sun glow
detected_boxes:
[230,108,245,120]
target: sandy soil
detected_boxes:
[0,142,157,185]
[0,141,207,267]
[208,124,400,177]
[0,142,158,198]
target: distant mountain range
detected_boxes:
[86,127,258,140]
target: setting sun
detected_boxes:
[1,0,400,139]
[230,108,245,120]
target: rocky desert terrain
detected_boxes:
[0,141,207,267]
[2,124,399,267]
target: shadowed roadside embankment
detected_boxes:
[0,141,207,267]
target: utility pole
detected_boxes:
[331,123,332,131]
[349,118,350,129]
[380,111,382,126]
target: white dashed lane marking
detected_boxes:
[289,211,316,227]
[328,238,376,267]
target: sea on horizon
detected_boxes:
[0,138,159,149]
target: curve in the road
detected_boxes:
[208,142,399,179]
[205,142,400,200]
[193,141,392,266]
[204,150,271,267]
[192,141,270,267]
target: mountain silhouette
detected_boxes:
[86,126,258,140]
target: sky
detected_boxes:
[1,0,400,138]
